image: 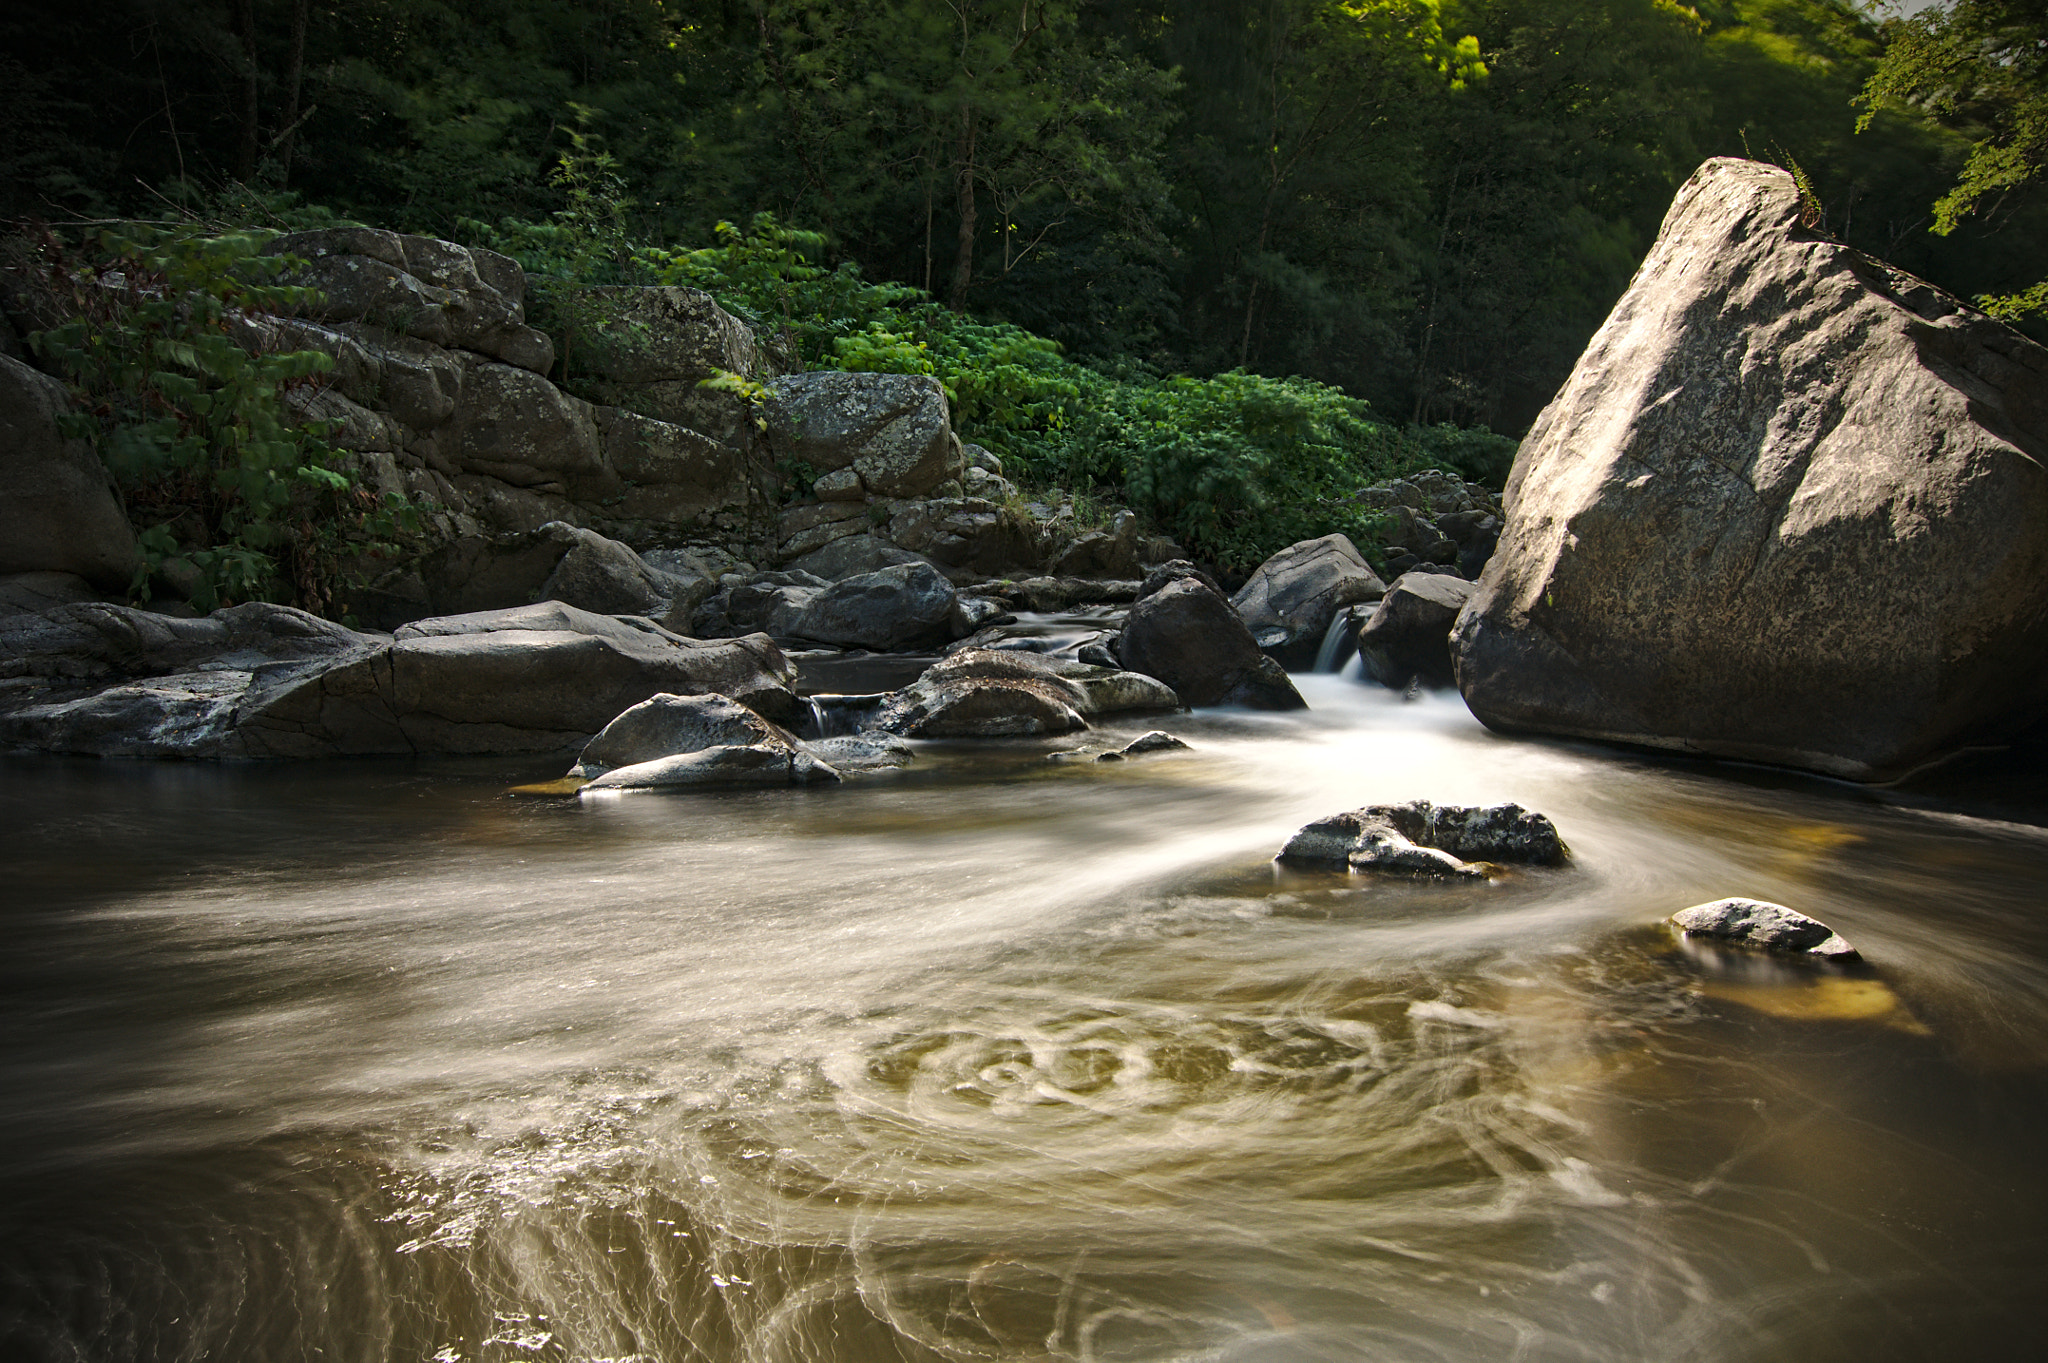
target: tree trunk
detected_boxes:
[948,105,978,311]
[235,0,261,182]
[278,0,309,183]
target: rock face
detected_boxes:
[1276,801,1566,876]
[1359,573,1476,690]
[569,692,838,789]
[0,354,140,590]
[766,371,964,500]
[1670,898,1859,961]
[1453,158,2048,781]
[1118,576,1306,710]
[1232,534,1385,670]
[0,601,799,758]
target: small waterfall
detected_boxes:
[1313,607,1361,673]
[808,693,889,738]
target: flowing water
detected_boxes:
[4,676,2047,1363]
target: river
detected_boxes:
[3,674,2045,1362]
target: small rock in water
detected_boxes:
[1276,801,1566,877]
[1669,898,1860,960]
[1117,730,1190,756]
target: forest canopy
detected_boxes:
[4,0,2043,438]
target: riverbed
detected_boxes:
[3,676,2045,1362]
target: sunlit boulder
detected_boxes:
[1454,157,2048,780]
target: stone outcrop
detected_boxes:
[1118,575,1305,710]
[3,221,1216,625]
[0,600,800,758]
[1359,572,1476,691]
[1670,898,1859,961]
[268,227,554,373]
[250,236,788,573]
[1231,534,1385,670]
[1453,158,2048,781]
[766,371,964,500]
[1276,801,1566,877]
[0,354,140,590]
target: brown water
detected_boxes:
[3,677,2046,1363]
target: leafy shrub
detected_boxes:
[472,206,1509,569]
[22,223,412,615]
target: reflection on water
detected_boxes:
[2,678,2046,1362]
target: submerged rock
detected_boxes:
[1670,898,1860,960]
[1453,157,2048,781]
[806,732,916,771]
[1277,801,1566,877]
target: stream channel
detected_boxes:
[3,666,2047,1362]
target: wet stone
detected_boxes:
[1277,800,1566,877]
[1670,898,1860,961]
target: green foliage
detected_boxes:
[23,223,407,614]
[1858,0,2048,319]
[543,211,1463,569]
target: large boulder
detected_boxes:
[1231,534,1386,670]
[0,600,367,682]
[1358,572,1475,690]
[765,372,965,500]
[0,354,140,590]
[1118,577,1306,710]
[785,561,959,649]
[1453,158,2048,781]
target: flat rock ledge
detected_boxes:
[1277,801,1567,877]
[1669,898,1859,961]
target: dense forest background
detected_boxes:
[4,0,2043,441]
